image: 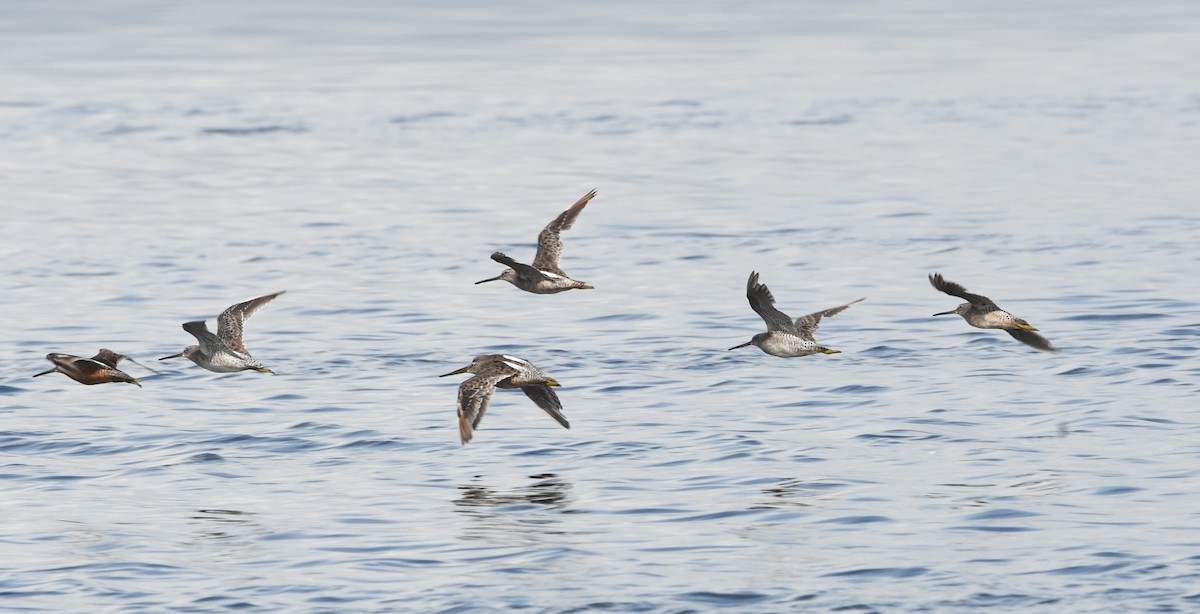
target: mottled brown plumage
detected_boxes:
[33,349,151,387]
[160,291,286,372]
[475,190,597,294]
[929,273,1056,352]
[440,354,568,444]
[730,271,863,357]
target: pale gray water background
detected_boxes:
[2,1,1200,611]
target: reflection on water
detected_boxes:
[184,508,275,564]
[188,508,259,541]
[453,473,573,543]
[751,477,818,510]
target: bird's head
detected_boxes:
[728,332,769,351]
[475,269,517,285]
[159,345,200,361]
[933,303,971,317]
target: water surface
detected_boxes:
[2,1,1200,611]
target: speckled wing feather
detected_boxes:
[793,298,865,337]
[929,273,997,311]
[183,320,227,356]
[1007,328,1057,352]
[457,371,513,444]
[746,271,794,332]
[520,386,570,430]
[216,291,286,355]
[532,189,595,276]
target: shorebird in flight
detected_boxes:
[929,273,1055,352]
[34,349,154,387]
[476,190,597,294]
[160,291,286,373]
[440,354,569,444]
[729,271,864,357]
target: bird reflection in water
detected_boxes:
[188,508,262,541]
[453,473,573,543]
[750,477,822,510]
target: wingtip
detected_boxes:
[1006,328,1057,352]
[489,251,516,265]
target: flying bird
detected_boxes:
[476,190,597,293]
[33,349,154,387]
[160,291,286,372]
[440,354,569,444]
[729,271,864,357]
[929,273,1056,352]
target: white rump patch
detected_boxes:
[499,355,529,371]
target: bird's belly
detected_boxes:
[972,311,1016,329]
[533,277,575,294]
[191,353,250,372]
[534,283,572,294]
[760,336,819,358]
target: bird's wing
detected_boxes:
[532,189,595,276]
[182,320,227,356]
[929,273,997,310]
[1006,328,1057,352]
[457,371,511,444]
[90,349,124,368]
[72,357,112,377]
[746,271,794,332]
[793,298,865,337]
[520,386,570,430]
[491,251,552,283]
[216,291,285,355]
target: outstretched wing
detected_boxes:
[216,291,286,355]
[182,320,227,355]
[793,298,865,337]
[491,251,553,284]
[520,386,570,430]
[90,349,125,368]
[929,273,997,311]
[72,357,112,377]
[746,271,794,332]
[457,371,511,445]
[532,189,596,276]
[1007,328,1057,352]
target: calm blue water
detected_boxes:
[3,1,1200,611]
